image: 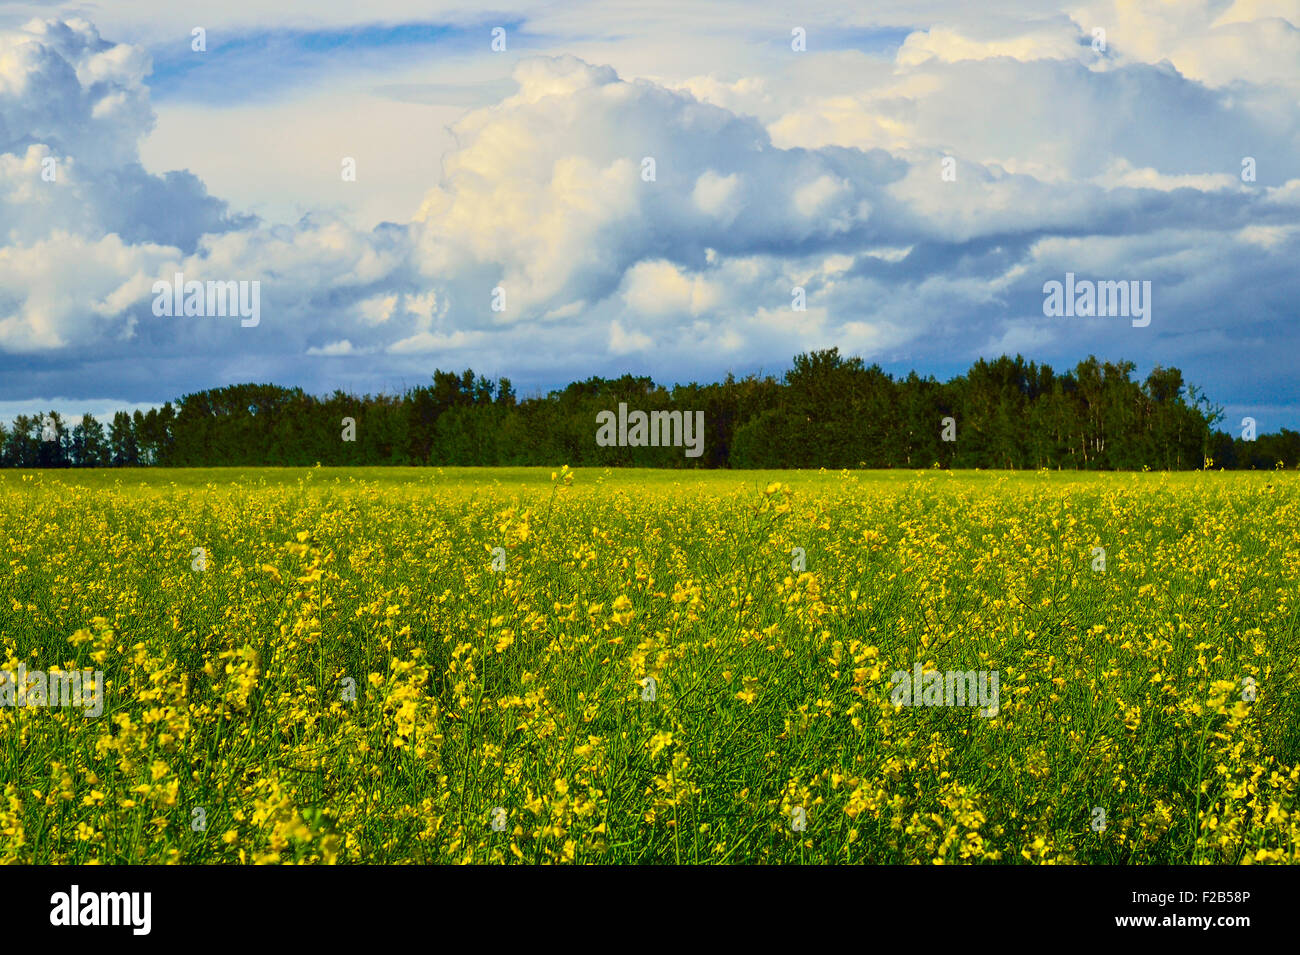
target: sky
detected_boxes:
[1,0,1297,431]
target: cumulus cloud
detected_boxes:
[408,54,896,318]
[0,20,247,251]
[0,6,1298,426]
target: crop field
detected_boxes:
[1,467,1297,864]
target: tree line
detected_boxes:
[2,351,1296,470]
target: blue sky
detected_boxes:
[145,21,529,105]
[1,0,1297,433]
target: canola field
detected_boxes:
[0,466,1297,864]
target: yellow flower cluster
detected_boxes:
[0,467,1296,864]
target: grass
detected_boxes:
[0,466,1296,863]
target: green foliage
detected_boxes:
[0,352,1290,470]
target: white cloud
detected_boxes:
[896,22,1085,66]
[0,7,1298,426]
[388,329,485,353]
[622,260,720,316]
[692,170,742,221]
[306,339,357,356]
[609,319,653,354]
[1092,159,1240,192]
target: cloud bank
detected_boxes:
[2,3,1298,427]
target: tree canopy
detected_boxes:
[2,351,1294,470]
